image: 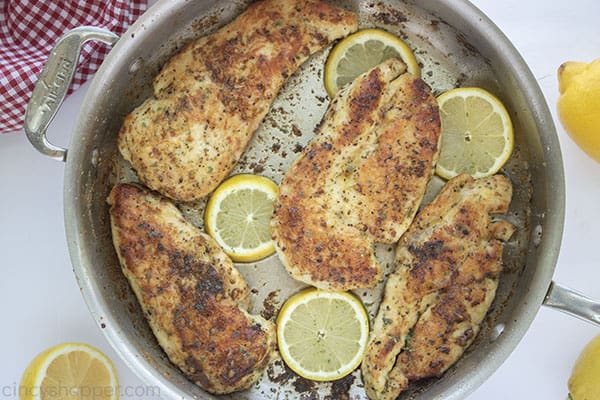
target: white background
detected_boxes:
[1,0,599,399]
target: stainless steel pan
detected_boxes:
[24,0,600,399]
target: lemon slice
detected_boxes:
[435,87,514,179]
[204,174,277,262]
[20,343,119,400]
[324,28,420,97]
[276,288,369,381]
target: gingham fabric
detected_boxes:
[0,0,147,134]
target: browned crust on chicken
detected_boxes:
[362,174,514,400]
[271,58,441,291]
[399,278,498,380]
[108,184,275,394]
[118,0,358,202]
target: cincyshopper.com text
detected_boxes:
[1,382,161,398]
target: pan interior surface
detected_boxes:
[64,0,563,399]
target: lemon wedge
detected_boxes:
[435,87,514,179]
[276,288,369,381]
[324,28,420,97]
[19,343,119,400]
[204,174,278,262]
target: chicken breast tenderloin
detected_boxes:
[362,174,514,400]
[271,58,441,291]
[108,183,276,394]
[118,0,358,202]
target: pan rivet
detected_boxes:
[533,224,543,247]
[91,148,99,167]
[490,323,505,342]
[129,57,144,74]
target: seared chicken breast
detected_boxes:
[118,0,358,202]
[108,184,276,394]
[362,174,514,400]
[271,58,441,291]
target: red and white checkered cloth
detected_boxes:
[0,0,147,134]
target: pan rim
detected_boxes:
[63,0,565,399]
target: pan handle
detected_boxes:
[544,281,600,327]
[24,27,119,162]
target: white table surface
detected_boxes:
[1,0,599,399]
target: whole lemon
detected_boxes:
[568,334,600,400]
[557,59,600,163]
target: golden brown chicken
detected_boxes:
[118,0,358,202]
[271,58,441,291]
[108,183,276,394]
[362,174,514,400]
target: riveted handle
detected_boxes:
[24,26,119,162]
[544,281,600,327]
